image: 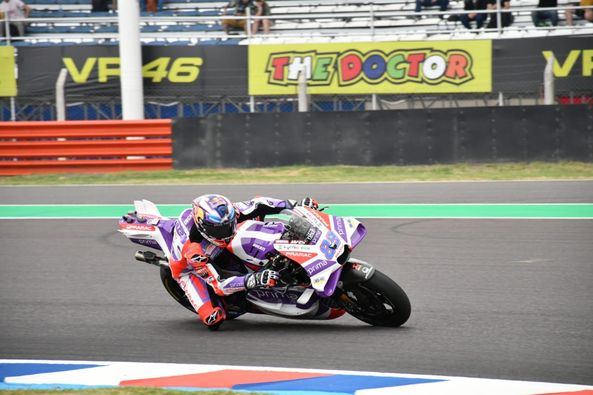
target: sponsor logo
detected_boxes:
[334,218,347,241]
[309,210,331,229]
[205,309,222,325]
[249,42,491,95]
[310,230,322,245]
[266,49,474,87]
[251,289,299,302]
[276,240,306,245]
[306,260,331,275]
[190,254,208,263]
[63,56,203,84]
[284,251,317,264]
[542,50,593,77]
[352,262,373,279]
[313,276,326,285]
[288,251,317,258]
[252,243,266,252]
[183,213,193,227]
[305,227,317,242]
[284,251,317,263]
[276,243,313,251]
[120,223,155,232]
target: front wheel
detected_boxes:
[338,270,411,327]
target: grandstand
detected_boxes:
[1,0,591,121]
[4,0,592,46]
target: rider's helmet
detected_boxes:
[192,194,237,247]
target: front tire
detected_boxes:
[339,270,411,327]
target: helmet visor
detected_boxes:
[202,219,236,241]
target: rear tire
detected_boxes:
[340,270,411,327]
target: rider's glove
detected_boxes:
[299,197,319,210]
[245,269,279,290]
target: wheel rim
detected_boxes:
[343,284,397,320]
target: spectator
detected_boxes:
[221,0,253,34]
[415,0,449,17]
[91,0,116,12]
[485,0,514,28]
[141,0,163,13]
[532,0,559,26]
[565,0,593,25]
[251,0,270,34]
[0,0,31,37]
[460,0,489,28]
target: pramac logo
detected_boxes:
[266,48,474,87]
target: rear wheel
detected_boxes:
[339,270,411,327]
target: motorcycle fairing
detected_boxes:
[118,200,175,259]
[274,210,342,296]
[245,286,320,317]
[228,221,286,268]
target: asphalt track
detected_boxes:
[0,181,592,386]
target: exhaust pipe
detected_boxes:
[135,251,168,267]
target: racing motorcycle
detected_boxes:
[118,200,411,329]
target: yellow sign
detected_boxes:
[249,41,492,95]
[0,46,17,97]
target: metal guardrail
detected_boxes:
[0,120,173,175]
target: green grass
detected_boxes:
[1,162,592,185]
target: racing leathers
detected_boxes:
[169,197,296,327]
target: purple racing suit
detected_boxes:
[168,197,295,325]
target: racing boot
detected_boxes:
[198,303,226,331]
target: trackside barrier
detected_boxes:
[0,120,172,176]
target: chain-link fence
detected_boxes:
[3,90,592,121]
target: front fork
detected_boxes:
[339,258,376,286]
[328,259,376,310]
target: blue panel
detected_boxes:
[234,374,445,393]
[0,363,102,382]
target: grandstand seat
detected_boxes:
[30,10,65,17]
[198,10,221,16]
[10,40,35,46]
[60,0,91,4]
[95,25,118,33]
[141,25,163,32]
[173,10,200,16]
[181,24,208,31]
[26,25,52,34]
[69,25,94,33]
[9,0,589,45]
[162,24,192,32]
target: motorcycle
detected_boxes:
[118,200,411,329]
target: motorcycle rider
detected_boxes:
[169,194,319,329]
